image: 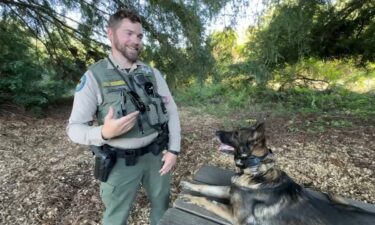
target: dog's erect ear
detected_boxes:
[254,121,265,131]
[253,121,265,138]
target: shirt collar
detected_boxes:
[106,52,146,72]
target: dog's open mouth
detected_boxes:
[216,137,235,154]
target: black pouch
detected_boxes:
[148,142,162,156]
[155,128,169,151]
[91,146,116,182]
[124,150,137,166]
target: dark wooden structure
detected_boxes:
[158,165,375,225]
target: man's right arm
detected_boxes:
[66,71,107,146]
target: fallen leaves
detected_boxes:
[0,105,373,225]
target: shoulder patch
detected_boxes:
[75,74,87,92]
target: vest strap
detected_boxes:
[107,57,147,133]
[106,57,133,92]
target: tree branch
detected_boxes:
[2,0,109,47]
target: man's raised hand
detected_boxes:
[101,107,139,139]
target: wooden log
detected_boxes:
[158,208,221,225]
[193,164,234,185]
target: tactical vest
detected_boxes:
[89,59,169,139]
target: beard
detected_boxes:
[113,35,140,63]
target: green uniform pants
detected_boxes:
[100,152,171,225]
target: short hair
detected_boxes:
[108,9,141,29]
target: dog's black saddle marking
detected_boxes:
[194,165,375,213]
[159,165,375,225]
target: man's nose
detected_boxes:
[131,36,141,45]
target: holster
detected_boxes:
[155,123,169,152]
[91,146,116,182]
[149,142,162,156]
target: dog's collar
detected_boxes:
[242,149,273,169]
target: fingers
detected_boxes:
[159,152,177,176]
[104,106,114,121]
[101,107,115,139]
[118,111,139,132]
[126,110,140,117]
[118,111,139,123]
[102,110,139,139]
[119,119,137,133]
[159,163,171,176]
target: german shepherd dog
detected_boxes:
[181,122,375,225]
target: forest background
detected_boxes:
[1,0,374,117]
[0,0,374,224]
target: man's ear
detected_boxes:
[107,27,113,43]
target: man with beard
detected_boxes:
[67,9,181,225]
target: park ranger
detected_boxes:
[66,9,181,225]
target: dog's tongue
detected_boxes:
[218,143,234,152]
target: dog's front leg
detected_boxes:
[180,181,230,199]
[180,194,234,224]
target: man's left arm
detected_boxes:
[153,69,181,175]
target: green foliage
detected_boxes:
[240,0,319,83]
[176,69,375,119]
[0,0,230,111]
[272,57,375,92]
[0,21,73,114]
[310,0,375,61]
[207,28,238,79]
[0,0,231,97]
[176,55,375,118]
[241,0,375,83]
[175,81,254,117]
[1,0,374,115]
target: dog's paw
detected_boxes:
[179,195,209,209]
[174,194,192,207]
[179,194,194,203]
[180,181,194,190]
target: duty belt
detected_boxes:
[103,141,161,166]
[103,143,152,157]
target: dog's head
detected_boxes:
[216,122,269,169]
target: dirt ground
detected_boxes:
[0,104,374,225]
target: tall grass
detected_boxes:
[175,58,375,118]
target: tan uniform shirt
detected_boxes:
[66,54,181,152]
